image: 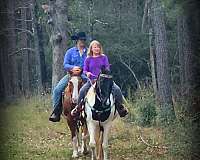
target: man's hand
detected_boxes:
[72,66,81,72]
[70,66,82,75]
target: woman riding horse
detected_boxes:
[71,40,128,117]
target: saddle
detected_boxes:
[85,82,114,122]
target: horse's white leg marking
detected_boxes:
[72,136,79,158]
[77,132,82,153]
[88,122,97,160]
[102,124,112,160]
[81,130,88,154]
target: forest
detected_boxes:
[0,0,200,159]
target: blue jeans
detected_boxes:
[52,73,88,114]
[78,81,123,104]
[78,80,92,103]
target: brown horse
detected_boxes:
[62,71,88,158]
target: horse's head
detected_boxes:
[96,69,113,105]
[68,76,83,104]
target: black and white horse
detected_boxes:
[84,71,118,160]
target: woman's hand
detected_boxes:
[86,72,92,78]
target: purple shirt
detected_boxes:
[83,55,110,79]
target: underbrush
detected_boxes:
[0,93,194,159]
[125,87,193,159]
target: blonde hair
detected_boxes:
[87,40,104,56]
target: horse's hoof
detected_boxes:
[82,149,89,155]
[72,152,79,158]
[72,154,79,158]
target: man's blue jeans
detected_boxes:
[52,75,69,114]
[52,74,88,115]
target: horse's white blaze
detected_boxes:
[70,76,79,103]
[85,87,118,160]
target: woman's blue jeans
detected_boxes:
[78,81,123,104]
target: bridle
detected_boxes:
[95,73,113,106]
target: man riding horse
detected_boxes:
[49,32,88,122]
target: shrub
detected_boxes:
[129,88,157,126]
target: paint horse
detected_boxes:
[84,70,118,160]
[62,69,88,158]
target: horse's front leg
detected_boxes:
[102,124,111,160]
[67,119,79,158]
[81,123,89,155]
[88,122,98,160]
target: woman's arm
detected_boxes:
[104,55,110,70]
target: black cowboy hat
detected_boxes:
[71,32,87,40]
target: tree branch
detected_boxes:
[137,126,168,149]
[9,48,35,56]
[15,18,33,22]
[141,0,149,32]
[0,28,34,36]
[94,19,108,25]
[119,56,141,90]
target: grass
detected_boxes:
[0,95,190,160]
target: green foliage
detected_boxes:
[66,0,150,91]
[162,119,193,159]
[128,88,157,126]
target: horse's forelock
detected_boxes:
[96,75,113,100]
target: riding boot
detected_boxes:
[115,102,128,117]
[49,104,62,122]
[71,100,84,117]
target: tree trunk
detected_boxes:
[182,1,200,158]
[145,0,158,100]
[48,0,68,89]
[177,14,193,107]
[18,0,30,96]
[151,0,175,122]
[31,0,44,93]
[149,28,158,99]
[7,0,20,97]
[0,0,7,100]
[0,0,20,99]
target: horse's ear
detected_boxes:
[101,65,110,75]
[68,70,73,75]
[100,65,106,73]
